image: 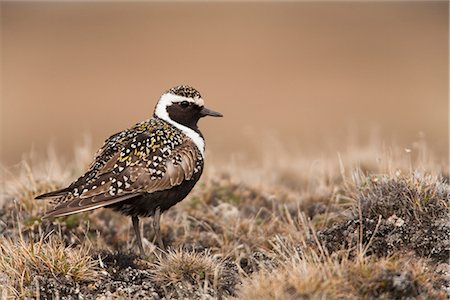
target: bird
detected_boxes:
[35,85,223,255]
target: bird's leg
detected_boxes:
[153,207,164,249]
[132,216,145,256]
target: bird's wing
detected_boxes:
[36,119,159,200]
[42,130,202,218]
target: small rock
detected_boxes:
[387,214,405,227]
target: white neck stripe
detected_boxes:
[154,93,205,157]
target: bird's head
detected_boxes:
[154,85,223,130]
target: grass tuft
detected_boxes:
[0,235,98,297]
[236,249,444,300]
[150,249,237,298]
[357,172,449,223]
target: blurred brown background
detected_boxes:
[1,1,448,166]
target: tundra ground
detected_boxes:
[0,141,448,299]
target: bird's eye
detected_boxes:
[180,101,189,108]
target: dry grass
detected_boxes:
[236,249,444,300]
[356,172,448,223]
[0,139,448,298]
[150,249,237,298]
[0,234,98,298]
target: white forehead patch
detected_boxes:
[154,93,205,157]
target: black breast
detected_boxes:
[106,169,203,217]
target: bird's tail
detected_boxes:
[35,187,71,200]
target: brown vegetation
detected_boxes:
[0,141,448,299]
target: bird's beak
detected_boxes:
[199,107,223,118]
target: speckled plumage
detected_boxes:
[39,118,203,218]
[166,85,202,99]
[36,85,222,255]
